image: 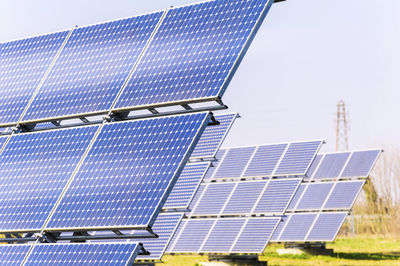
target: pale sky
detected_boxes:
[1,0,398,152]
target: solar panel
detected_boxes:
[202,149,226,180]
[136,213,183,261]
[304,154,322,178]
[213,147,255,179]
[253,179,301,214]
[230,217,280,253]
[306,212,347,241]
[222,181,266,215]
[166,219,187,253]
[0,125,99,232]
[274,141,323,176]
[114,0,274,110]
[191,183,236,215]
[341,150,381,178]
[313,153,350,179]
[190,113,237,160]
[201,218,246,253]
[163,162,210,209]
[278,213,318,241]
[171,219,215,253]
[296,183,334,210]
[324,181,365,210]
[0,31,69,125]
[22,12,163,123]
[45,112,210,231]
[270,215,289,242]
[243,144,287,177]
[0,244,31,265]
[286,184,306,211]
[25,243,142,265]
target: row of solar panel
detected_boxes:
[0,0,274,126]
[189,179,302,216]
[167,217,280,254]
[203,140,323,180]
[0,112,211,233]
[305,150,381,180]
[271,212,348,242]
[0,242,142,265]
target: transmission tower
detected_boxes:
[335,100,349,151]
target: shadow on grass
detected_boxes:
[330,252,400,261]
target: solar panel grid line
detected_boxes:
[337,151,354,178]
[206,147,230,180]
[239,145,259,177]
[278,213,319,242]
[323,180,366,210]
[163,161,211,210]
[269,141,291,177]
[165,219,188,253]
[307,153,326,181]
[0,244,33,265]
[294,182,335,211]
[306,212,348,242]
[187,183,209,217]
[189,113,238,160]
[45,112,211,231]
[40,123,104,232]
[16,29,73,126]
[197,219,218,253]
[274,214,292,242]
[107,9,169,115]
[341,150,382,178]
[302,212,323,241]
[228,218,250,253]
[217,182,239,216]
[214,0,274,99]
[248,179,271,213]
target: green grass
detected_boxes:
[159,235,400,265]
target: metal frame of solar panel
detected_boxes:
[0,0,275,133]
[271,149,381,243]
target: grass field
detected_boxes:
[159,235,400,265]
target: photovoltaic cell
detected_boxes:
[114,0,274,110]
[231,218,280,253]
[136,213,183,261]
[172,219,215,253]
[341,150,381,178]
[274,141,322,176]
[222,181,267,215]
[253,179,301,214]
[166,219,186,253]
[286,184,306,211]
[0,126,98,232]
[296,183,334,210]
[279,213,317,241]
[46,112,210,231]
[163,162,210,209]
[0,31,69,125]
[305,154,322,178]
[192,183,236,215]
[324,181,365,210]
[201,219,245,253]
[313,153,350,179]
[243,144,287,177]
[187,183,205,211]
[306,212,347,241]
[212,147,255,179]
[190,113,237,159]
[270,215,289,242]
[202,149,226,180]
[25,243,141,265]
[0,244,31,265]
[23,12,163,123]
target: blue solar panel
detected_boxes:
[192,183,236,215]
[231,218,280,253]
[0,244,31,265]
[190,113,237,159]
[314,153,350,179]
[22,12,163,123]
[296,183,334,210]
[201,218,246,253]
[341,150,381,178]
[166,219,186,253]
[164,162,210,209]
[25,243,141,265]
[305,154,322,178]
[270,215,289,242]
[0,126,98,232]
[243,144,287,177]
[324,181,365,209]
[0,31,69,125]
[136,213,183,260]
[202,149,226,180]
[46,112,210,231]
[114,0,274,110]
[286,184,306,211]
[172,219,215,253]
[279,213,317,241]
[222,181,267,215]
[274,141,322,176]
[253,179,301,214]
[187,183,206,211]
[306,212,347,241]
[213,147,255,179]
